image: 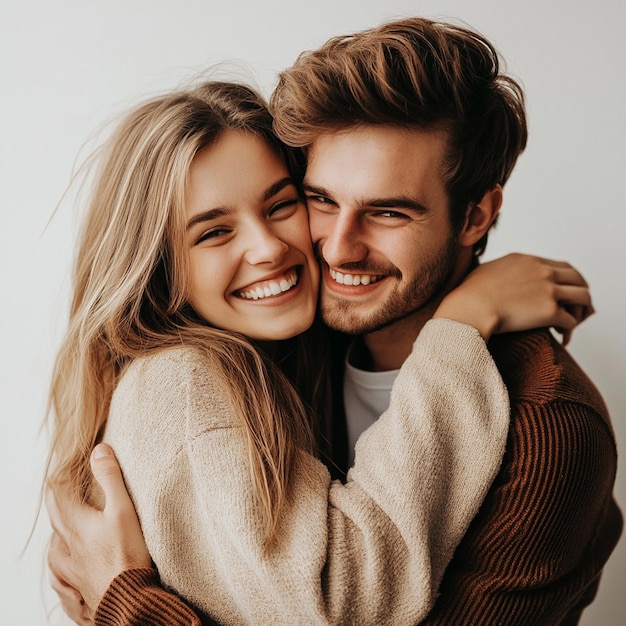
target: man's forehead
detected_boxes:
[308,124,447,165]
[304,125,449,201]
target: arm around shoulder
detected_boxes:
[101,328,511,625]
[421,396,622,625]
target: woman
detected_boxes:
[46,81,591,625]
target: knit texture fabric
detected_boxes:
[94,569,204,626]
[97,319,509,625]
[419,329,622,625]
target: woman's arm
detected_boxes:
[91,333,505,625]
[434,253,592,341]
[47,253,593,625]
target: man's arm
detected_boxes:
[421,341,623,625]
[96,569,207,626]
[48,444,203,626]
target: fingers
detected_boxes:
[90,443,133,516]
[552,284,593,308]
[552,285,595,331]
[48,533,96,624]
[50,572,93,626]
[550,265,589,288]
[48,533,94,624]
[48,531,74,588]
[508,253,590,288]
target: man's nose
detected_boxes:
[321,211,368,268]
[244,224,289,265]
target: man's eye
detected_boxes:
[305,195,337,212]
[375,210,409,219]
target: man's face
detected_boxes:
[304,125,463,335]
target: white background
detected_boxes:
[1,1,624,623]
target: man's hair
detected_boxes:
[271,17,528,255]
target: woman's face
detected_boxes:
[184,130,319,341]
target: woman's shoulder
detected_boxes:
[116,345,227,399]
[111,345,234,433]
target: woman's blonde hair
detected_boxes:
[47,81,327,544]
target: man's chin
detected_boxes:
[320,305,372,335]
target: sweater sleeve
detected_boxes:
[421,399,622,625]
[99,319,510,625]
[94,569,203,626]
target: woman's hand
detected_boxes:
[46,444,153,615]
[434,253,593,343]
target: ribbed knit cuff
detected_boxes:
[94,568,201,626]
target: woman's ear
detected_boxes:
[458,185,503,247]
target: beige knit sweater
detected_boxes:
[103,319,509,625]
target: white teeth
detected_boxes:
[329,268,379,286]
[239,271,298,300]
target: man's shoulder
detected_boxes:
[488,329,611,431]
[429,329,622,623]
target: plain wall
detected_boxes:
[1,1,624,623]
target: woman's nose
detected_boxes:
[243,224,289,265]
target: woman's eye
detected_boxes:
[195,227,229,244]
[269,198,299,217]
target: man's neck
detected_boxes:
[360,302,440,371]
[358,253,475,372]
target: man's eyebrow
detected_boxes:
[302,183,330,196]
[186,177,297,231]
[303,182,429,213]
[367,197,430,213]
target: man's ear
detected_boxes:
[458,185,503,247]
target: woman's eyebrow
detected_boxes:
[186,207,230,231]
[186,178,297,231]
[262,177,296,202]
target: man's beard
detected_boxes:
[317,235,459,336]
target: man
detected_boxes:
[49,18,621,625]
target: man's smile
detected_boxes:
[329,267,383,286]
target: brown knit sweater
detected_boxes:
[94,329,622,625]
[420,329,622,625]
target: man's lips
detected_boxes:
[236,268,299,300]
[328,267,383,286]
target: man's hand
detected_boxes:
[46,443,153,615]
[434,253,594,343]
[48,532,94,625]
